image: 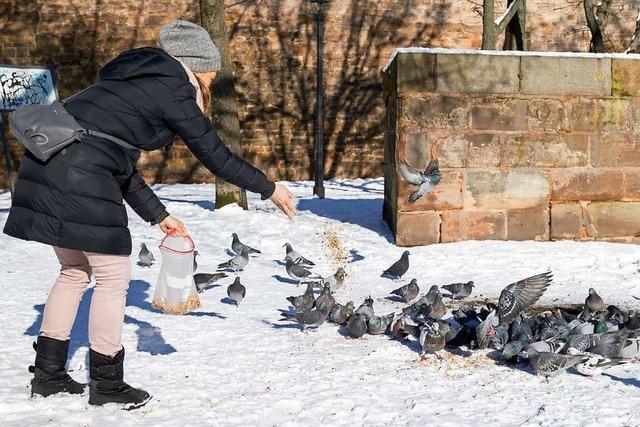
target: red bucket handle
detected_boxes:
[159,233,195,254]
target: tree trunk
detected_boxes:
[584,0,604,53]
[200,0,248,209]
[627,5,640,53]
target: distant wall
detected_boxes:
[384,49,640,245]
[1,1,640,187]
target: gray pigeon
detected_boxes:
[368,313,395,335]
[355,296,375,320]
[328,301,355,325]
[227,277,246,307]
[411,285,440,310]
[398,158,442,204]
[280,306,330,331]
[382,251,410,280]
[585,288,605,314]
[286,282,316,313]
[285,258,319,283]
[503,337,533,361]
[476,309,499,350]
[619,336,640,359]
[528,350,589,380]
[498,272,553,325]
[194,272,228,292]
[392,313,419,341]
[218,248,249,272]
[231,233,261,255]
[390,279,420,303]
[314,283,336,312]
[323,267,347,290]
[523,340,566,356]
[575,355,628,377]
[442,281,474,300]
[347,314,369,339]
[283,243,315,266]
[419,318,450,358]
[193,250,199,272]
[138,243,155,267]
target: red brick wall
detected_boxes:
[1,0,640,186]
[384,50,640,245]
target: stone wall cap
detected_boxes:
[382,47,640,73]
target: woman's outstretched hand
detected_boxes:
[270,184,297,220]
[159,215,190,237]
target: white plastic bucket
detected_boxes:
[151,234,200,315]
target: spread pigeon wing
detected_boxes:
[398,160,424,186]
[423,159,440,176]
[498,272,553,325]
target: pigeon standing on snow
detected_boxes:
[442,281,474,300]
[138,243,155,267]
[528,350,589,381]
[194,272,228,292]
[619,336,640,359]
[279,306,330,331]
[390,279,420,303]
[347,314,369,339]
[328,301,355,325]
[367,313,395,335]
[285,258,319,284]
[218,248,249,273]
[314,283,336,312]
[355,296,375,319]
[498,272,553,325]
[283,243,315,266]
[227,277,246,307]
[323,267,347,290]
[231,233,261,255]
[382,251,410,280]
[585,288,605,314]
[419,318,449,358]
[286,282,316,313]
[398,158,442,204]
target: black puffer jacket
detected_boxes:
[3,47,275,255]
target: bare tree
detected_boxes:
[200,0,248,209]
[481,0,526,50]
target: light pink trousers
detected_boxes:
[40,247,131,357]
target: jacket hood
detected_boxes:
[99,47,188,81]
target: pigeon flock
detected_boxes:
[138,239,639,381]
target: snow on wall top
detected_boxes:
[382,47,640,73]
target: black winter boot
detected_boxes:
[30,336,87,397]
[89,347,151,410]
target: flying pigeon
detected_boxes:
[193,250,199,272]
[194,272,228,292]
[323,267,347,290]
[382,251,410,280]
[367,313,395,335]
[398,158,442,204]
[286,282,316,313]
[476,309,499,350]
[138,243,155,267]
[527,350,589,380]
[347,314,369,339]
[218,248,249,273]
[497,272,553,325]
[283,243,315,266]
[441,281,474,300]
[285,258,319,283]
[390,279,420,303]
[355,296,375,320]
[227,277,246,307]
[585,288,605,314]
[279,306,330,331]
[314,282,336,312]
[328,301,355,325]
[231,233,261,255]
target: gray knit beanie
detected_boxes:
[159,20,221,72]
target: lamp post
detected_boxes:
[311,0,329,199]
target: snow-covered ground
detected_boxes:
[1,178,639,427]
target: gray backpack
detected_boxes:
[8,85,136,162]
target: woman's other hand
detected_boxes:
[270,184,297,220]
[159,215,189,237]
